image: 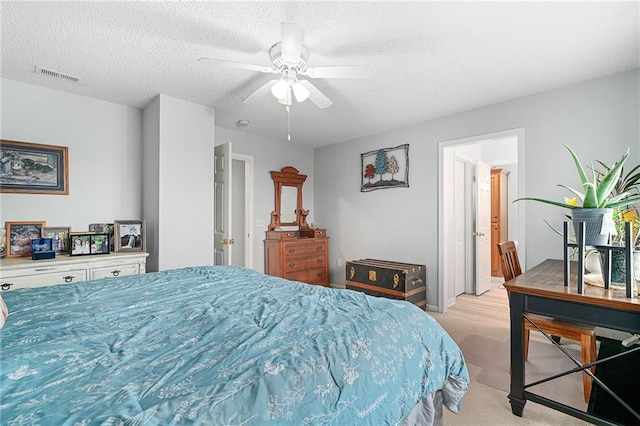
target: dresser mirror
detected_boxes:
[269,166,307,230]
[280,186,298,223]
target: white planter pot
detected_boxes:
[585,250,601,274]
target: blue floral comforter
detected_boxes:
[0,265,468,425]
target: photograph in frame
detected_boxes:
[0,140,69,195]
[5,221,46,258]
[69,233,92,256]
[42,226,71,253]
[114,220,146,253]
[89,223,114,252]
[90,234,110,255]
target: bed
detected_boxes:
[0,265,468,425]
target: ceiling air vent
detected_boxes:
[34,66,81,83]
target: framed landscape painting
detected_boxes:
[0,140,69,195]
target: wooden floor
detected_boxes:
[430,281,520,342]
[431,281,591,425]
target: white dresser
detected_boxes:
[0,252,149,291]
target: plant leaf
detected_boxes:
[564,145,598,207]
[606,194,640,209]
[596,149,629,207]
[514,197,577,209]
[558,184,585,203]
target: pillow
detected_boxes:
[0,293,7,329]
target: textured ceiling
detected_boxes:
[1,1,639,147]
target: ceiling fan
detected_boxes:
[198,23,372,109]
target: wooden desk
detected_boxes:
[504,259,640,423]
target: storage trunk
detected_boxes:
[345,258,427,310]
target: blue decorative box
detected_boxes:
[31,238,56,260]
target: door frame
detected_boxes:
[232,153,254,269]
[438,128,526,312]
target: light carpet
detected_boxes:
[458,334,588,411]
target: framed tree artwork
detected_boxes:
[361,144,409,192]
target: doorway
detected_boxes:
[438,128,525,312]
[231,153,254,268]
[214,142,254,268]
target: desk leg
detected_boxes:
[508,291,526,416]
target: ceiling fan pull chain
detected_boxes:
[287,105,291,141]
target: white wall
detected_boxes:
[314,69,640,310]
[215,127,314,273]
[1,79,142,230]
[143,95,215,271]
[0,79,311,275]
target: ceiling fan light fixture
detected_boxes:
[271,79,290,99]
[277,88,293,106]
[291,81,310,103]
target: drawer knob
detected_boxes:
[111,270,121,277]
[63,275,75,283]
[1,283,13,291]
[289,263,296,268]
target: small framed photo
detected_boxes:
[42,226,71,253]
[114,220,146,253]
[90,234,110,255]
[88,223,114,252]
[31,238,55,260]
[69,233,96,256]
[5,221,46,258]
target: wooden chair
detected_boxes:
[497,241,597,403]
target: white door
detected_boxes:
[214,143,232,265]
[454,159,466,296]
[475,160,492,295]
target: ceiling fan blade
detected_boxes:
[303,65,373,79]
[280,23,305,65]
[241,80,278,104]
[299,80,333,109]
[198,57,276,74]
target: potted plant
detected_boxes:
[516,145,640,245]
[597,160,640,282]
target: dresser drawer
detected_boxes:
[284,268,327,286]
[0,252,148,291]
[306,268,328,286]
[1,269,88,291]
[90,263,140,280]
[282,255,327,273]
[283,240,327,256]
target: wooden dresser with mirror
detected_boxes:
[264,166,329,287]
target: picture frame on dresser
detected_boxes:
[90,234,110,255]
[5,221,46,258]
[42,226,71,253]
[88,223,114,252]
[114,220,146,253]
[69,233,92,256]
[0,140,69,195]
